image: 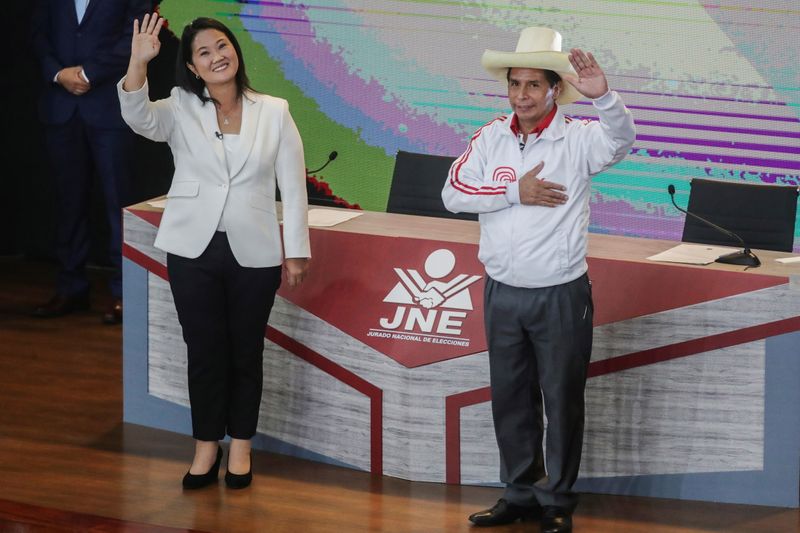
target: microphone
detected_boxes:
[668,184,760,267]
[307,151,338,174]
[214,131,223,140]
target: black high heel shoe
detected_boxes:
[224,452,252,489]
[182,445,223,489]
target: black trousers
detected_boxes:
[167,232,282,441]
[484,273,593,511]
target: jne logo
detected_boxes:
[368,249,482,346]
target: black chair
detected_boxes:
[386,150,477,221]
[681,178,799,252]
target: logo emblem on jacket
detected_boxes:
[492,166,517,183]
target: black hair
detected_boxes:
[506,68,561,88]
[175,17,254,105]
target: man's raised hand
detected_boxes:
[561,48,609,100]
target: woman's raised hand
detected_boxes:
[131,13,164,65]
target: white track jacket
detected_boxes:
[442,90,636,288]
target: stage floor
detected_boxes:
[0,256,797,533]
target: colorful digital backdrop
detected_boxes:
[158,0,800,249]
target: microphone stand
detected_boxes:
[308,151,338,174]
[668,185,760,267]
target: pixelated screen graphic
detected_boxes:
[159,0,800,248]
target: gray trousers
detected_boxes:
[484,273,593,511]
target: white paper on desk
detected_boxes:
[775,256,800,264]
[307,208,363,227]
[647,243,740,265]
[147,198,167,209]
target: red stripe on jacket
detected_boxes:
[449,117,508,196]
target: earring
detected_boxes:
[195,73,200,80]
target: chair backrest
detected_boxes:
[681,178,799,252]
[386,151,477,221]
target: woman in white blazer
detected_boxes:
[118,14,310,490]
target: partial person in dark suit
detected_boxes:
[31,0,150,324]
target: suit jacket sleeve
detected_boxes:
[117,77,176,143]
[275,101,311,259]
[31,0,61,82]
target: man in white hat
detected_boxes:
[442,27,635,532]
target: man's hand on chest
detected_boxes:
[517,161,568,207]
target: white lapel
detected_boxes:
[195,90,228,171]
[226,92,260,179]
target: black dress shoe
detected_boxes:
[102,298,123,325]
[182,446,222,490]
[468,498,542,526]
[224,452,252,489]
[541,506,572,533]
[32,292,90,318]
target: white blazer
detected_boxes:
[117,78,310,267]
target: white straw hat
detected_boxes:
[481,27,580,104]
